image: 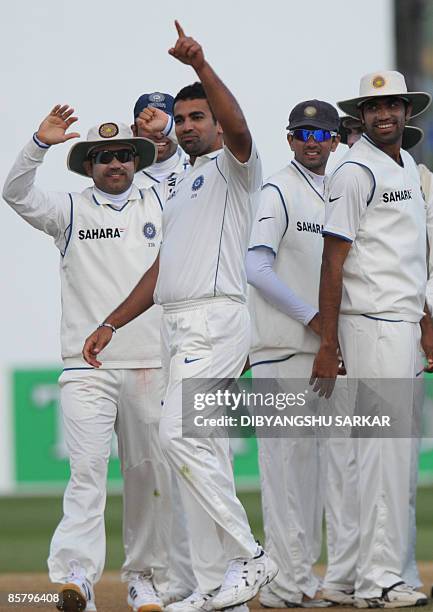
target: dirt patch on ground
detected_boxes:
[0,564,432,612]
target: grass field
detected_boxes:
[0,488,432,573]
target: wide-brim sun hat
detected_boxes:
[339,115,424,150]
[67,122,157,177]
[337,71,431,119]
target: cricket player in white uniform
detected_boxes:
[132,90,196,606]
[247,99,356,608]
[132,91,189,196]
[83,21,277,612]
[311,71,432,608]
[338,117,426,595]
[3,111,176,612]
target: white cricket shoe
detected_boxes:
[164,590,217,612]
[322,588,355,606]
[354,582,428,608]
[259,584,332,608]
[57,560,96,612]
[212,547,278,609]
[161,590,193,606]
[127,573,163,612]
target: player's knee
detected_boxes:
[70,453,108,485]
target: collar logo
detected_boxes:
[99,123,119,138]
[192,175,205,191]
[304,106,317,117]
[143,222,156,239]
[372,75,386,89]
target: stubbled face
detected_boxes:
[360,96,411,146]
[288,128,339,174]
[173,98,222,157]
[84,143,137,194]
[133,117,177,162]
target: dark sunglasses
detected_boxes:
[289,129,337,143]
[90,148,136,164]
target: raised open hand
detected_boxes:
[36,104,80,146]
[168,20,206,72]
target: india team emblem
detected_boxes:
[192,175,205,191]
[143,222,156,239]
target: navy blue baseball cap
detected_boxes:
[133,92,175,119]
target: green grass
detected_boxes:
[0,488,432,573]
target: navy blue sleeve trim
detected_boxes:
[213,189,229,296]
[61,194,74,258]
[262,183,289,237]
[215,156,228,183]
[416,369,424,378]
[322,230,353,243]
[32,132,50,149]
[63,366,95,371]
[250,354,295,368]
[333,161,376,206]
[248,244,277,257]
[151,185,163,210]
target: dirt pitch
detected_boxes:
[0,564,432,612]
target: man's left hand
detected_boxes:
[137,107,170,138]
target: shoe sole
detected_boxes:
[354,597,428,609]
[214,563,279,610]
[57,584,86,612]
[260,598,333,608]
[129,606,163,612]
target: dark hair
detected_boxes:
[174,82,217,122]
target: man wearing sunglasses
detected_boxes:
[246,100,349,607]
[3,110,179,612]
[311,71,432,608]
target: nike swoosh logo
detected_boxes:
[258,216,275,222]
[184,357,204,364]
[329,196,342,203]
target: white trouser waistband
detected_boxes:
[162,295,245,313]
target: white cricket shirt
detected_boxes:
[324,134,427,322]
[154,143,262,305]
[3,138,164,369]
[134,147,189,200]
[248,161,325,363]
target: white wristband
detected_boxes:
[98,322,117,334]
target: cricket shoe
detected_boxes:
[57,560,96,612]
[212,546,278,609]
[164,590,218,612]
[322,588,355,605]
[354,581,428,608]
[127,573,163,612]
[161,590,193,606]
[259,584,332,608]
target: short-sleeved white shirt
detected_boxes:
[154,143,262,305]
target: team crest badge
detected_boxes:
[372,75,386,89]
[304,105,317,118]
[99,122,119,138]
[149,92,165,103]
[192,175,205,191]
[143,222,156,239]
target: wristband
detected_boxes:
[98,322,117,334]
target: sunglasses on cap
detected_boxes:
[288,129,337,143]
[90,148,136,165]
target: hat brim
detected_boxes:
[402,125,424,150]
[67,137,157,177]
[286,118,339,131]
[337,92,432,120]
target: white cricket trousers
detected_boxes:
[338,315,420,599]
[159,298,258,593]
[48,368,191,588]
[253,353,355,603]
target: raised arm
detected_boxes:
[82,255,160,367]
[169,20,252,162]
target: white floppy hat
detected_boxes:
[67,121,157,177]
[337,71,431,119]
